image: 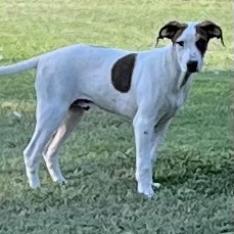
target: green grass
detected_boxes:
[0,0,233,233]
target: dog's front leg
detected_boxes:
[133,113,155,198]
[150,119,171,187]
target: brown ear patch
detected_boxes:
[156,21,187,44]
[111,53,137,92]
[172,27,187,43]
[196,21,224,44]
[195,21,224,56]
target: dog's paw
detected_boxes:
[26,170,41,189]
[137,183,154,198]
[28,177,41,189]
[54,178,67,185]
[152,182,161,189]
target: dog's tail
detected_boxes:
[0,56,39,76]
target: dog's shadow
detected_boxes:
[154,161,234,195]
[60,156,234,196]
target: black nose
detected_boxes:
[187,60,198,73]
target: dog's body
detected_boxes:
[0,21,223,197]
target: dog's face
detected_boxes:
[157,21,224,73]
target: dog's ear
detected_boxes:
[197,21,225,46]
[156,21,187,45]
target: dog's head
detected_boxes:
[156,21,224,73]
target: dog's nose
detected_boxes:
[187,60,198,73]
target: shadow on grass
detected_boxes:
[156,162,233,191]
[60,151,234,197]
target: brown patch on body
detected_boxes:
[111,53,137,93]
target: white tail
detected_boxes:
[0,56,39,75]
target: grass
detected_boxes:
[0,0,233,233]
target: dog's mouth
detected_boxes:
[186,60,198,73]
[187,68,198,73]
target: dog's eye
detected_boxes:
[176,41,184,47]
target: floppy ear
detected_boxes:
[156,21,187,45]
[197,21,225,46]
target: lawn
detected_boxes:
[0,0,233,233]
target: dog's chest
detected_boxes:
[160,88,188,118]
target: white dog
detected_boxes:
[0,21,224,197]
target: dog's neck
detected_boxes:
[164,45,193,91]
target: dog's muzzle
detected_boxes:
[186,60,198,73]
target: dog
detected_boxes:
[0,21,224,197]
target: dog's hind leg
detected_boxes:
[43,108,84,183]
[23,102,67,188]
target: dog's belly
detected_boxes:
[74,92,137,119]
[95,95,137,119]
